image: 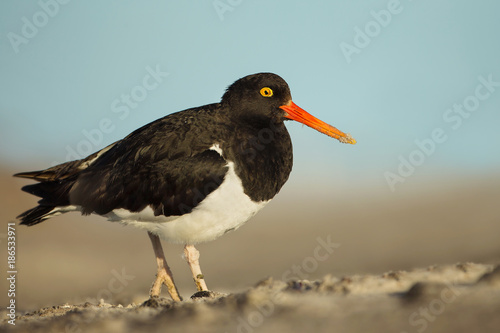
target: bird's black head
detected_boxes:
[221,73,357,144]
[221,72,292,124]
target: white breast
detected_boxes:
[105,160,269,244]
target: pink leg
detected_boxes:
[184,244,209,291]
[148,232,182,301]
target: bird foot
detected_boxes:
[148,232,182,301]
[150,268,183,301]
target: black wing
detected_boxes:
[17,104,231,221]
[70,105,229,216]
[71,148,228,216]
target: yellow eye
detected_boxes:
[260,87,273,97]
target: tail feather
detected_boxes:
[14,159,84,182]
[14,144,114,225]
[21,182,73,204]
[14,170,50,181]
[17,206,59,226]
[15,165,80,226]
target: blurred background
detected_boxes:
[1,0,499,311]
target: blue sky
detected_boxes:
[1,0,499,193]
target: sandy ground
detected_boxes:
[1,169,500,332]
[2,263,500,333]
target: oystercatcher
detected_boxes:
[15,73,355,301]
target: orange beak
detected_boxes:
[280,101,356,144]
